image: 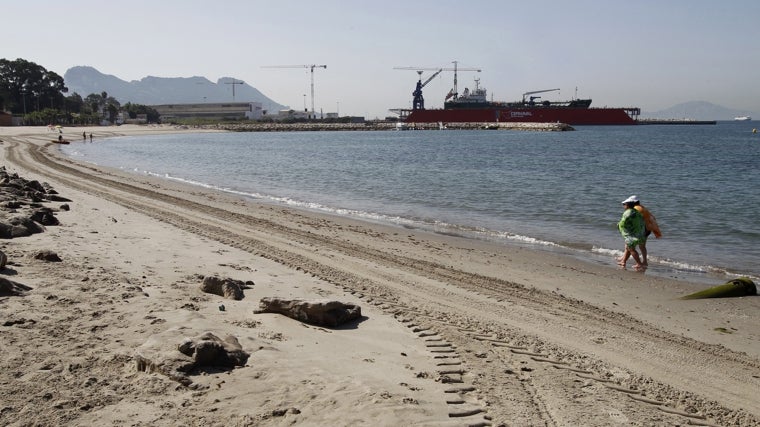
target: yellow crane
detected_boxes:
[262,64,327,117]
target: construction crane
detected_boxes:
[394,61,481,109]
[522,88,560,104]
[262,64,327,117]
[224,78,245,101]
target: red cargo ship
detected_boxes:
[395,72,640,125]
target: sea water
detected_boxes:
[60,122,760,285]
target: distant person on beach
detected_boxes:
[82,131,86,139]
[618,196,646,270]
[628,195,662,266]
[58,134,62,142]
[89,133,93,141]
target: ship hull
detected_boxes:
[404,107,638,125]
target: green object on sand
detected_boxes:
[681,277,757,300]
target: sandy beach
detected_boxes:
[1,125,758,426]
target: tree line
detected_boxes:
[0,58,159,125]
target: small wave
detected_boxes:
[124,168,573,251]
[593,246,712,272]
[591,247,760,283]
[592,247,622,257]
[657,258,713,273]
[488,230,561,247]
[87,164,760,284]
[657,258,760,282]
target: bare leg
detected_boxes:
[618,247,631,267]
[630,249,645,271]
[639,244,648,266]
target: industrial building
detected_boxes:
[152,102,264,121]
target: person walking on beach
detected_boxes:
[628,196,662,266]
[618,196,646,270]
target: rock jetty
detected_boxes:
[196,121,573,132]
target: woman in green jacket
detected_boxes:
[617,196,646,270]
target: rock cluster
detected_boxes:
[216,122,389,132]
[0,166,70,238]
[255,297,362,327]
[195,121,573,132]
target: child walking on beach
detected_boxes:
[618,196,646,271]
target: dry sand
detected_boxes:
[1,125,758,426]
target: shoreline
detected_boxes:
[1,125,759,426]
[61,126,751,286]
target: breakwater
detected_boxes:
[194,121,574,132]
[638,119,717,125]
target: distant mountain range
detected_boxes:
[64,66,287,112]
[642,101,756,121]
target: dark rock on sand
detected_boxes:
[0,277,32,296]
[200,276,250,300]
[177,332,249,367]
[135,330,249,387]
[46,194,72,203]
[255,297,362,327]
[681,277,757,299]
[0,215,46,238]
[30,208,59,226]
[33,250,62,262]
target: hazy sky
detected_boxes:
[6,0,760,118]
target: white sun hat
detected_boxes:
[622,195,639,204]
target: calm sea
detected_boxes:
[60,122,760,285]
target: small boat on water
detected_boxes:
[51,139,70,144]
[734,116,751,121]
